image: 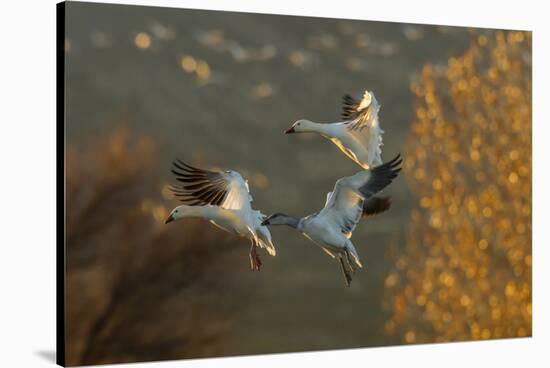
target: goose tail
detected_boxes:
[256,222,276,256]
[346,241,363,269]
[258,237,276,256]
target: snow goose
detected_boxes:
[284,90,384,169]
[261,154,401,286]
[165,160,275,271]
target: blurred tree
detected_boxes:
[66,125,249,365]
[385,31,532,344]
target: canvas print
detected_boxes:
[57,1,532,366]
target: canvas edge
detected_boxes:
[56,1,66,367]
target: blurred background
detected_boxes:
[64,2,532,366]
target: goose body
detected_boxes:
[262,155,402,286]
[285,90,384,169]
[178,205,249,237]
[165,160,275,270]
[299,214,362,270]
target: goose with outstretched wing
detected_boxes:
[165,160,275,271]
[284,90,384,169]
[262,154,401,286]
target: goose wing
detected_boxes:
[341,90,384,167]
[318,154,402,237]
[362,196,392,217]
[342,90,380,128]
[169,160,253,211]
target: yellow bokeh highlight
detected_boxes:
[196,60,211,80]
[134,32,151,49]
[180,55,197,73]
[386,31,532,344]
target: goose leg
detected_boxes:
[249,239,262,271]
[339,257,352,287]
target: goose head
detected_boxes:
[261,213,300,228]
[284,119,316,134]
[165,205,191,224]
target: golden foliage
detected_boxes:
[385,31,532,343]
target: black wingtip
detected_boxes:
[342,93,362,120]
[172,159,187,172]
[387,153,401,165]
[173,159,199,172]
[373,153,402,174]
[176,159,199,171]
[360,154,403,198]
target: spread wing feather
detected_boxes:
[341,90,384,167]
[341,91,380,129]
[318,154,401,236]
[169,160,252,210]
[357,154,402,198]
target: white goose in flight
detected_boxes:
[165,160,275,271]
[262,154,401,286]
[284,90,384,169]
